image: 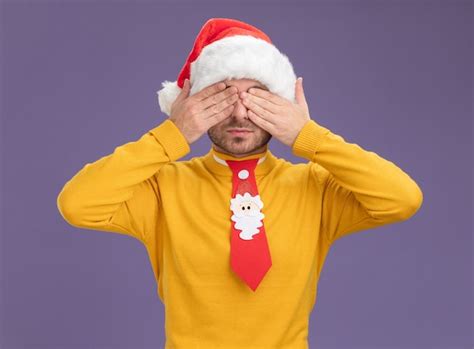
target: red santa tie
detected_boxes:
[225,157,272,291]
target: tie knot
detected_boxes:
[225,158,259,196]
[226,158,258,177]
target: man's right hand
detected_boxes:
[169,79,239,144]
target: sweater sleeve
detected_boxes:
[291,119,423,245]
[56,119,190,245]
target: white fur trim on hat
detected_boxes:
[156,35,297,117]
[156,80,182,117]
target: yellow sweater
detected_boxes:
[57,118,423,348]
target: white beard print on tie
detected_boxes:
[230,192,265,240]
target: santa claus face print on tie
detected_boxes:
[230,192,265,241]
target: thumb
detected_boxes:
[295,77,307,106]
[176,79,191,102]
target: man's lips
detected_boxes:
[227,128,253,132]
[227,129,253,135]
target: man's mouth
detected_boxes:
[227,129,253,135]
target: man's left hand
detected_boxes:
[241,77,311,147]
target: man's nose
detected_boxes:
[231,95,250,120]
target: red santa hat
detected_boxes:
[157,17,297,116]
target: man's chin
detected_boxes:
[221,142,267,156]
[207,131,271,155]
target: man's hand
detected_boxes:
[169,79,239,144]
[241,77,311,147]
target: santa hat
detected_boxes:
[156,17,297,116]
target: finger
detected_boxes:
[199,85,238,110]
[247,87,286,106]
[243,93,279,114]
[201,92,239,119]
[247,110,275,133]
[192,80,227,101]
[242,96,277,125]
[206,104,235,128]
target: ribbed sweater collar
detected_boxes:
[202,145,278,177]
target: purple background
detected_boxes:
[1,1,472,348]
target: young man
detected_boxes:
[57,17,423,349]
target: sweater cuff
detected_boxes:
[149,119,191,161]
[291,119,331,161]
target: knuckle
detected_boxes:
[188,105,198,117]
[225,97,234,106]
